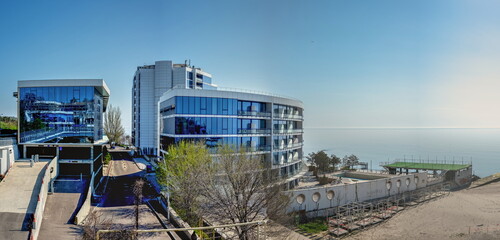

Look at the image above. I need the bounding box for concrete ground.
[38,178,88,240]
[94,205,172,240]
[0,161,46,240]
[347,180,500,240]
[95,150,171,239]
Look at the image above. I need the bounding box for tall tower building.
[132,60,214,155]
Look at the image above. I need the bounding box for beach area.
[346,178,500,240]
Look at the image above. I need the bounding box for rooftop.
[383,161,471,171]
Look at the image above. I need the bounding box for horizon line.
[305,127,500,129]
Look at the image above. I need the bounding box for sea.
[303,128,500,177]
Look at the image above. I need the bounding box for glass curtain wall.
[19,86,101,143]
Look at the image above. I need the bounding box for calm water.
[303,128,500,177]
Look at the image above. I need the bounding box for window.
[195,97,200,114]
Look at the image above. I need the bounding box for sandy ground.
[347,181,500,240]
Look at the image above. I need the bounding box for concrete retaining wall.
[287,172,428,213]
[31,156,58,240]
[74,168,97,225]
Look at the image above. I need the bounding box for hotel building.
[158,88,305,188]
[132,61,215,155]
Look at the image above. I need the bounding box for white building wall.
[138,69,156,153]
[172,67,187,88]
[0,145,16,176]
[133,61,214,155]
[287,172,428,213]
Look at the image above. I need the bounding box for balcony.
[237,128,272,134]
[238,110,271,118]
[273,129,303,134]
[273,112,303,120]
[273,142,303,150]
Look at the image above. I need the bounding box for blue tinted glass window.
[200,97,206,114]
[86,87,93,102]
[227,99,233,115]
[182,97,188,114]
[206,117,211,134]
[188,97,194,114]
[61,87,68,103]
[222,98,228,115]
[243,101,251,111]
[217,118,222,134]
[222,118,227,134]
[212,98,217,115]
[206,98,212,115]
[228,117,233,134]
[41,87,48,101]
[217,98,222,115]
[232,99,237,115]
[176,97,183,114]
[212,117,217,134]
[195,97,200,114]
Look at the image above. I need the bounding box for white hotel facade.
[133,60,305,187]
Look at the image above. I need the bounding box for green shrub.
[104,153,112,165]
[297,220,328,234]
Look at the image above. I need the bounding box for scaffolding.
[325,182,450,238]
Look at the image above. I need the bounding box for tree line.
[306,150,360,174]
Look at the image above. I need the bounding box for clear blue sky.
[1,0,500,132]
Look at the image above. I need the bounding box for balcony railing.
[273,129,303,134]
[273,112,303,120]
[20,126,94,143]
[238,110,272,118]
[237,128,272,134]
[208,145,271,154]
[273,142,303,150]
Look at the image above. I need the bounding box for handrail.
[170,84,302,102]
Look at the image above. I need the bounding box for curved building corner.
[157,88,305,189]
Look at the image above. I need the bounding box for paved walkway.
[0,161,47,240]
[38,178,87,240]
[95,205,172,240]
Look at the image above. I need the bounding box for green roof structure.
[383,162,471,171]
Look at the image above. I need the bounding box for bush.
[297,219,328,234]
[318,176,334,185]
[104,153,112,165]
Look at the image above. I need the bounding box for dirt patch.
[346,181,500,240]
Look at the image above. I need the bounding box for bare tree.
[81,210,134,240]
[133,178,145,231]
[199,147,291,240]
[104,104,125,145]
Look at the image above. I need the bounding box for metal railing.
[96,220,268,240]
[237,128,271,134]
[273,142,303,150]
[237,110,271,118]
[170,85,302,102]
[273,112,303,120]
[273,129,303,134]
[20,126,94,143]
